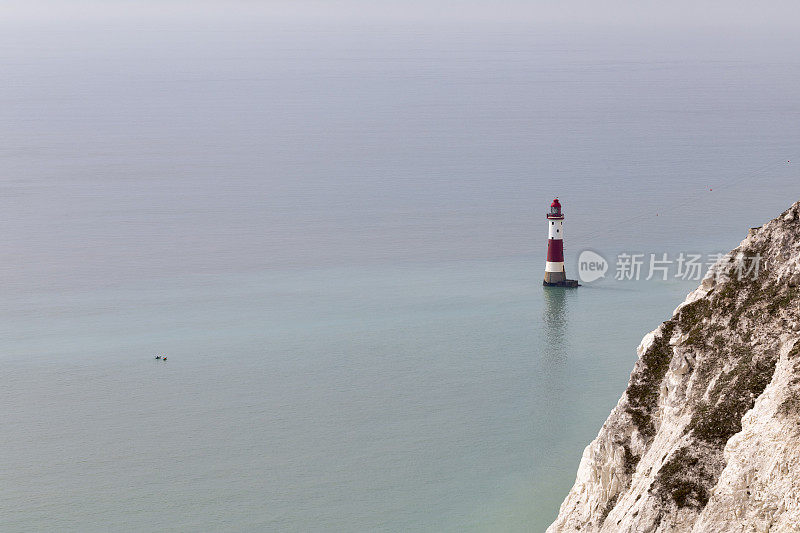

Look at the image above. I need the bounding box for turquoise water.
[2,7,799,532]
[3,261,699,532]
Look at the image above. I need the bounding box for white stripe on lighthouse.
[548,220,563,239]
[545,261,564,272]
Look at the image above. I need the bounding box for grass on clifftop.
[688,347,776,446]
[653,446,714,509]
[625,320,677,440]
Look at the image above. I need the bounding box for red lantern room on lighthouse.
[544,198,579,287]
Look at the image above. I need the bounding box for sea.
[2,6,799,532]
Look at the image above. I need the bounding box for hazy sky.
[2,0,798,287]
[3,0,799,31]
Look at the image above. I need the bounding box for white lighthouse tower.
[544,198,579,287]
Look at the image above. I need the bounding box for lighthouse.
[544,198,579,287]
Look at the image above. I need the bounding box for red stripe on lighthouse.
[546,239,564,262]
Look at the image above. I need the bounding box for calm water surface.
[1,11,799,532]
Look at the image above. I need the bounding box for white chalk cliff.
[548,201,800,532]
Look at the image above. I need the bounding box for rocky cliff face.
[548,201,800,532]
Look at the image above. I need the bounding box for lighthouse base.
[543,269,580,287]
[543,279,580,288]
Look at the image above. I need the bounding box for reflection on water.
[542,287,570,362]
[540,286,571,427]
